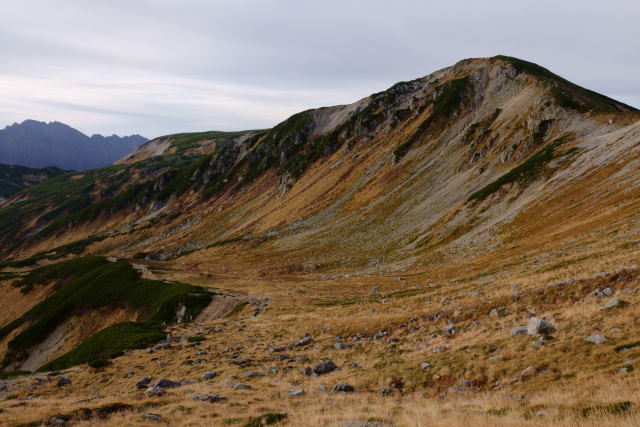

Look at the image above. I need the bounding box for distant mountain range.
[0,120,148,170]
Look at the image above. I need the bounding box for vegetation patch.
[468,139,563,201]
[614,341,640,352]
[0,256,212,369]
[582,401,633,417]
[243,412,288,427]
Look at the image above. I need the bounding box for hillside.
[1,56,640,426]
[0,163,65,199]
[0,120,147,170]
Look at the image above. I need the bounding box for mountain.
[0,163,66,199]
[0,120,148,170]
[1,56,640,426]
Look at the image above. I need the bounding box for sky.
[1,0,638,139]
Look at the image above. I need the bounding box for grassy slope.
[0,164,66,198]
[0,256,212,370]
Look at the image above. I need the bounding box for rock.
[490,308,504,318]
[233,383,251,390]
[288,389,305,396]
[192,393,227,403]
[319,384,328,392]
[443,324,456,335]
[420,362,433,370]
[460,379,472,388]
[603,298,626,309]
[143,414,162,421]
[201,371,217,380]
[296,335,313,346]
[296,355,310,363]
[136,376,153,389]
[50,418,66,425]
[586,334,607,344]
[488,355,503,361]
[181,379,195,385]
[242,371,265,378]
[146,386,165,396]
[155,379,182,389]
[57,377,71,387]
[230,358,252,366]
[432,346,447,354]
[313,360,338,375]
[527,318,555,336]
[332,383,355,393]
[510,326,528,337]
[369,287,380,295]
[373,331,388,340]
[335,342,352,350]
[155,343,171,350]
[276,354,291,361]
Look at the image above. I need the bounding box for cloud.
[1,0,638,137]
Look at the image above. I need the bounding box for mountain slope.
[1,56,640,426]
[0,163,66,199]
[0,120,147,170]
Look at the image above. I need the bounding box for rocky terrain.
[0,164,66,199]
[1,56,640,426]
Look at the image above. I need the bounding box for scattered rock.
[520,366,537,378]
[313,360,338,375]
[432,346,447,354]
[443,324,456,335]
[335,342,352,350]
[232,383,251,390]
[369,287,380,295]
[296,355,310,363]
[332,383,355,393]
[136,377,153,389]
[603,298,627,309]
[420,362,433,370]
[490,308,505,318]
[57,377,71,387]
[586,334,607,344]
[201,371,217,380]
[488,355,503,361]
[230,358,252,366]
[527,318,555,336]
[50,417,66,425]
[288,389,305,396]
[242,371,265,378]
[146,386,165,396]
[296,335,313,347]
[192,393,227,403]
[143,414,162,421]
[155,343,171,350]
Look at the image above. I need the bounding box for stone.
[369,287,380,295]
[373,331,388,340]
[443,324,456,335]
[432,346,447,354]
[288,389,305,396]
[603,298,626,309]
[510,326,528,337]
[276,354,291,361]
[313,360,338,375]
[146,386,165,396]
[420,362,433,370]
[488,355,503,361]
[136,377,153,389]
[586,334,607,344]
[335,342,352,350]
[201,371,217,380]
[233,383,251,390]
[490,308,504,318]
[460,379,472,388]
[57,377,71,387]
[154,343,171,350]
[296,335,313,346]
[296,355,310,363]
[192,393,226,402]
[143,414,162,421]
[527,318,555,336]
[332,383,355,393]
[155,379,182,389]
[50,418,66,425]
[242,371,265,378]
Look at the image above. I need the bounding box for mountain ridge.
[0,119,148,170]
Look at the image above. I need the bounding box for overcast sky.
[1,0,638,138]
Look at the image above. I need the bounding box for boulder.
[603,298,626,309]
[586,334,607,344]
[313,360,338,375]
[192,393,226,403]
[332,383,355,393]
[288,389,305,396]
[155,379,182,389]
[201,371,217,380]
[527,318,555,336]
[57,377,71,387]
[443,324,456,335]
